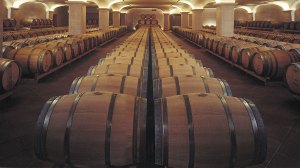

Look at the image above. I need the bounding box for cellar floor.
[0,30,299,168]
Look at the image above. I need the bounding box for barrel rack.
[172,31,284,86]
[23,48,96,82]
[0,91,14,101]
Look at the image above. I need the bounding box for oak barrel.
[69,74,146,97]
[2,45,15,58]
[4,47,53,74]
[240,47,272,69]
[285,62,300,99]
[154,57,202,67]
[87,64,147,78]
[98,57,145,66]
[154,93,267,168]
[0,58,21,92]
[153,65,214,79]
[35,92,147,167]
[34,43,64,66]
[252,50,300,79]
[153,76,232,98]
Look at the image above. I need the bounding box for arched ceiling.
[4,0,300,13]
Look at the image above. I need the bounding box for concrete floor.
[0,31,299,168]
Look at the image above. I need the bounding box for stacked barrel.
[3,27,68,42]
[34,27,150,167]
[0,58,22,99]
[285,62,300,101]
[138,14,159,26]
[172,26,300,81]
[152,26,267,167]
[1,27,128,78]
[21,18,53,28]
[3,19,17,31]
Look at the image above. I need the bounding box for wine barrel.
[230,44,260,64]
[252,50,300,79]
[3,19,11,27]
[98,57,145,66]
[2,45,15,58]
[87,64,147,78]
[146,14,151,19]
[153,76,232,98]
[57,39,80,58]
[155,52,193,59]
[69,74,146,97]
[7,41,29,49]
[289,22,296,30]
[275,43,300,51]
[154,93,267,168]
[285,62,300,100]
[34,43,64,66]
[295,22,300,31]
[240,47,272,69]
[0,58,21,92]
[153,65,214,79]
[154,57,202,67]
[4,47,53,74]
[35,92,147,167]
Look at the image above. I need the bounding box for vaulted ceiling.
[4,0,300,13]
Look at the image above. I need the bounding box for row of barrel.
[201,25,300,44]
[34,24,267,167]
[21,18,54,28]
[2,26,127,50]
[200,26,300,47]
[234,21,273,29]
[172,26,300,80]
[35,26,150,167]
[234,28,300,44]
[138,19,159,25]
[1,27,127,77]
[151,26,266,168]
[3,19,17,31]
[235,20,300,31]
[3,27,68,42]
[172,26,300,100]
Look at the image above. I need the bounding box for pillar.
[291,10,296,21]
[251,12,256,21]
[216,3,235,37]
[188,13,192,27]
[112,11,120,27]
[164,13,170,30]
[46,11,54,20]
[7,7,19,19]
[120,13,126,26]
[192,9,204,31]
[0,0,3,57]
[284,10,296,21]
[99,8,110,30]
[8,7,20,28]
[181,12,189,28]
[67,1,87,35]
